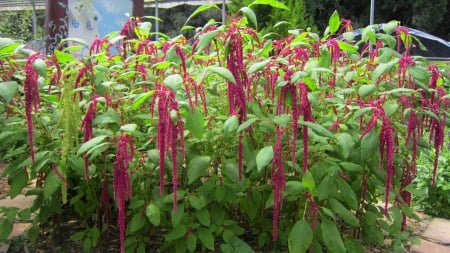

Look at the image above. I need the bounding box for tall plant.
[0,3,449,253]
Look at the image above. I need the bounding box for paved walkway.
[1,163,450,252]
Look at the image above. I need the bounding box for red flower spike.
[113,134,134,253]
[24,53,43,163]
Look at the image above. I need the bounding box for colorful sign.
[67,0,132,55]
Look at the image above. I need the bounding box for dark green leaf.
[302,171,315,192]
[288,219,313,253]
[0,81,19,102]
[196,209,211,226]
[188,156,211,184]
[128,213,146,233]
[321,218,346,253]
[0,219,13,241]
[329,198,359,227]
[361,129,378,160]
[8,168,28,199]
[256,146,273,172]
[344,237,365,253]
[171,204,185,227]
[298,121,335,139]
[187,234,197,252]
[339,162,362,172]
[336,133,354,159]
[285,181,304,196]
[197,227,215,251]
[165,225,187,241]
[186,107,205,139]
[43,170,61,199]
[77,135,107,155]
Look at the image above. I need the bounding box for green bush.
[0,4,449,253]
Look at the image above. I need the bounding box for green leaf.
[328,10,340,35]
[361,129,378,160]
[409,65,430,85]
[372,59,398,82]
[33,58,47,78]
[329,198,359,227]
[344,237,365,252]
[197,30,219,53]
[237,118,258,133]
[54,49,76,64]
[145,203,161,226]
[302,171,315,192]
[164,74,183,92]
[207,66,236,84]
[336,133,354,159]
[285,181,304,196]
[273,114,291,127]
[120,124,137,132]
[8,167,29,199]
[358,84,375,98]
[337,41,357,53]
[0,81,19,103]
[196,209,211,226]
[321,218,346,253]
[188,156,211,184]
[186,107,205,139]
[249,0,289,10]
[298,121,335,139]
[384,101,399,117]
[43,170,61,199]
[224,116,239,134]
[132,91,154,110]
[171,204,185,227]
[248,58,271,76]
[93,109,121,125]
[184,4,220,26]
[128,213,146,233]
[197,227,215,251]
[0,219,13,241]
[187,234,197,252]
[77,135,107,155]
[240,7,257,28]
[165,225,187,241]
[256,146,273,172]
[288,219,313,253]
[339,162,362,172]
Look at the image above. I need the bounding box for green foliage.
[0,7,449,253]
[414,135,450,218]
[0,10,44,42]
